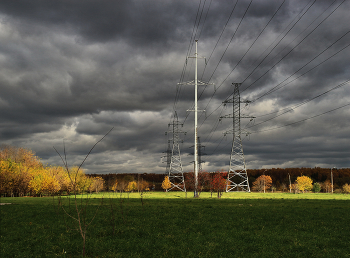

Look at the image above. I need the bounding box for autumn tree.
[161,176,172,191]
[323,180,332,193]
[28,167,60,196]
[252,175,273,192]
[343,183,350,194]
[0,145,42,168]
[111,180,118,192]
[212,172,226,198]
[116,178,127,193]
[296,176,313,193]
[0,146,42,196]
[0,159,28,196]
[88,177,104,193]
[138,180,150,191]
[184,172,211,194]
[125,181,137,192]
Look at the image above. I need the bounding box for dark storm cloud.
[0,0,349,173]
[0,0,195,47]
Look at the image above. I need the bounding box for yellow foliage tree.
[49,166,71,194]
[125,181,137,192]
[138,180,150,191]
[111,180,118,192]
[343,184,350,194]
[67,167,92,193]
[0,159,32,196]
[296,176,313,193]
[161,176,172,191]
[28,167,60,196]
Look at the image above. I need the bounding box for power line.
[193,0,316,131]
[197,0,213,40]
[253,37,350,102]
[209,0,287,95]
[241,0,346,94]
[200,0,238,80]
[256,0,338,76]
[199,0,253,99]
[173,0,205,112]
[251,80,350,119]
[251,102,350,134]
[196,0,286,126]
[246,80,350,129]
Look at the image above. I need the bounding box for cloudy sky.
[0,0,349,174]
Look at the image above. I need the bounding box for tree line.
[248,167,350,193]
[2,145,350,196]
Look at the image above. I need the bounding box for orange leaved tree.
[252,175,273,193]
[212,172,226,198]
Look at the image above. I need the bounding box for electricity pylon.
[189,136,206,172]
[197,137,206,172]
[220,83,255,192]
[163,140,172,175]
[165,111,186,191]
[178,40,213,197]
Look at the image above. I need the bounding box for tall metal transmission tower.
[178,40,213,197]
[165,111,186,192]
[189,136,206,172]
[197,137,206,173]
[163,140,172,175]
[220,83,254,192]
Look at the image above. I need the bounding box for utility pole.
[288,173,292,193]
[220,83,255,192]
[263,170,266,193]
[197,137,206,173]
[178,40,212,197]
[165,111,186,192]
[331,167,336,194]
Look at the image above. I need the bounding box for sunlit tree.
[28,167,60,196]
[161,176,171,191]
[88,177,104,193]
[252,175,272,192]
[343,184,350,194]
[111,180,118,192]
[138,180,150,192]
[296,176,313,193]
[125,181,137,192]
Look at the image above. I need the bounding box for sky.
[0,0,349,174]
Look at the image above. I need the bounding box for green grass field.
[1,192,350,257]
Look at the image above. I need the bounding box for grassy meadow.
[1,192,350,257]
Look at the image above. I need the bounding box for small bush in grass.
[343,183,350,194]
[313,182,321,193]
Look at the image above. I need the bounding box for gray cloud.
[0,0,349,174]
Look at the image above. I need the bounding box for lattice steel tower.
[190,136,206,172]
[165,111,186,191]
[163,140,172,175]
[220,83,254,192]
